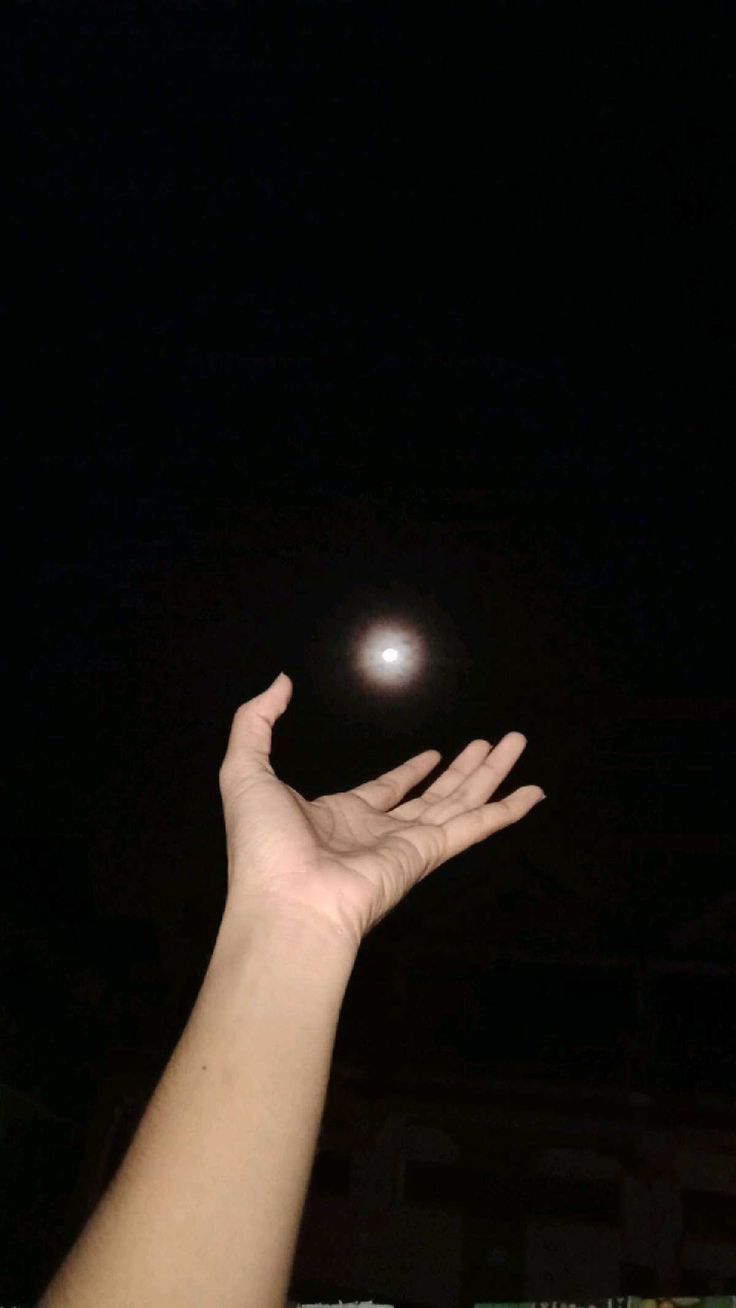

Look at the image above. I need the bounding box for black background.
[2,3,733,1301]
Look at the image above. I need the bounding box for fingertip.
[269,670,291,692]
[494,732,527,750]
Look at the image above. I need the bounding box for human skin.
[39,672,544,1308]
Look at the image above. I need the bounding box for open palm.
[219,673,545,954]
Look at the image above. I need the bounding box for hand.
[218,672,546,955]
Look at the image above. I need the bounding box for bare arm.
[39,671,543,1307]
[39,907,355,1308]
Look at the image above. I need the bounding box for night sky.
[2,4,733,1298]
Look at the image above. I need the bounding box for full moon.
[352,620,425,689]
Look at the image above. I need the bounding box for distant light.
[352,621,425,690]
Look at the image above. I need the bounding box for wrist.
[213,894,358,989]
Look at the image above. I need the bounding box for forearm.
[39,904,356,1308]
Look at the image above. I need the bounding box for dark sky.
[2,6,733,1286]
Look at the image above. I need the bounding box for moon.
[351,619,426,689]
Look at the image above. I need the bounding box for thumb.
[222,672,293,777]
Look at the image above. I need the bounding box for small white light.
[352,621,424,691]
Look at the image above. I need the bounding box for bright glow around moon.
[352,621,425,689]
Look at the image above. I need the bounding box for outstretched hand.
[218,672,545,955]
